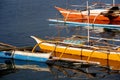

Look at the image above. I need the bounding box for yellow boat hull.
[31,36,120,70]
[39,43,120,62]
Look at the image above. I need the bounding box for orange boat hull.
[55,6,120,25]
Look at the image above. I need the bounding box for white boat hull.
[0,50,51,62]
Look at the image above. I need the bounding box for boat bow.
[31,36,43,44]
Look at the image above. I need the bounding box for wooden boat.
[0,50,52,62]
[31,35,120,70]
[54,3,120,26]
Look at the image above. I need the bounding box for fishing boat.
[0,43,52,62]
[31,35,120,70]
[31,35,120,62]
[53,1,120,28]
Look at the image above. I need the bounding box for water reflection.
[0,58,120,80]
[0,58,50,79]
[47,60,120,80]
[0,59,16,77]
[49,23,120,38]
[0,58,49,72]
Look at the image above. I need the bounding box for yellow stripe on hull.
[39,43,120,61]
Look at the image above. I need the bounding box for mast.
[113,0,115,6]
[87,1,90,43]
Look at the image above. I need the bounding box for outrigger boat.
[31,35,120,62]
[0,42,52,62]
[54,1,120,27]
[31,35,120,70]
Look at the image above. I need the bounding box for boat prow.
[31,36,43,44]
[54,6,67,12]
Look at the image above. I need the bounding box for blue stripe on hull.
[0,51,49,62]
[13,54,48,62]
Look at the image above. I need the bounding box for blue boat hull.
[0,50,51,62]
[13,54,48,62]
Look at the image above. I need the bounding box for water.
[0,58,120,80]
[0,0,120,80]
[0,0,119,46]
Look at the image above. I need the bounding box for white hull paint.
[0,50,51,62]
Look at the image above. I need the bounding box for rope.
[86,48,97,62]
[59,45,70,59]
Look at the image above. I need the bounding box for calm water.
[0,58,120,80]
[0,0,120,80]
